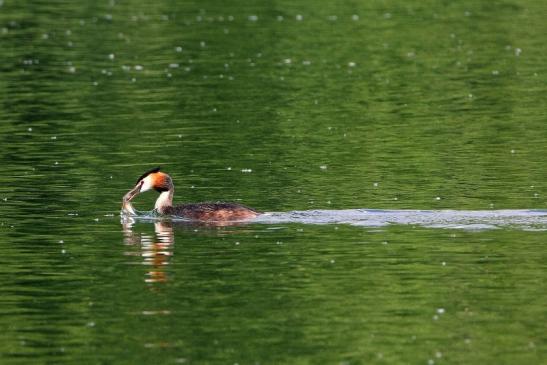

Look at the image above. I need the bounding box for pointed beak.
[123,184,141,202]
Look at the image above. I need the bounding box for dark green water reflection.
[1,0,546,364]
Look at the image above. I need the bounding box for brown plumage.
[163,202,260,221]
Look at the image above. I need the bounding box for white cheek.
[140,176,153,192]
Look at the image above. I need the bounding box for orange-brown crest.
[150,172,165,186]
[151,172,171,192]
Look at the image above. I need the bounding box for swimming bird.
[122,167,260,221]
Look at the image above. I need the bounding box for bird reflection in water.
[121,216,256,285]
[122,217,174,285]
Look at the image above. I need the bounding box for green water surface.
[1,1,546,364]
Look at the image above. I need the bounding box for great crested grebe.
[122,167,260,221]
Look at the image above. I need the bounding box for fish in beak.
[123,182,142,203]
[121,182,142,215]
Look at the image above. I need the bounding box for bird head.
[123,167,172,202]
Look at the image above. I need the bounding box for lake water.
[1,1,546,364]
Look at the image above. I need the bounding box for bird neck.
[154,188,174,214]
